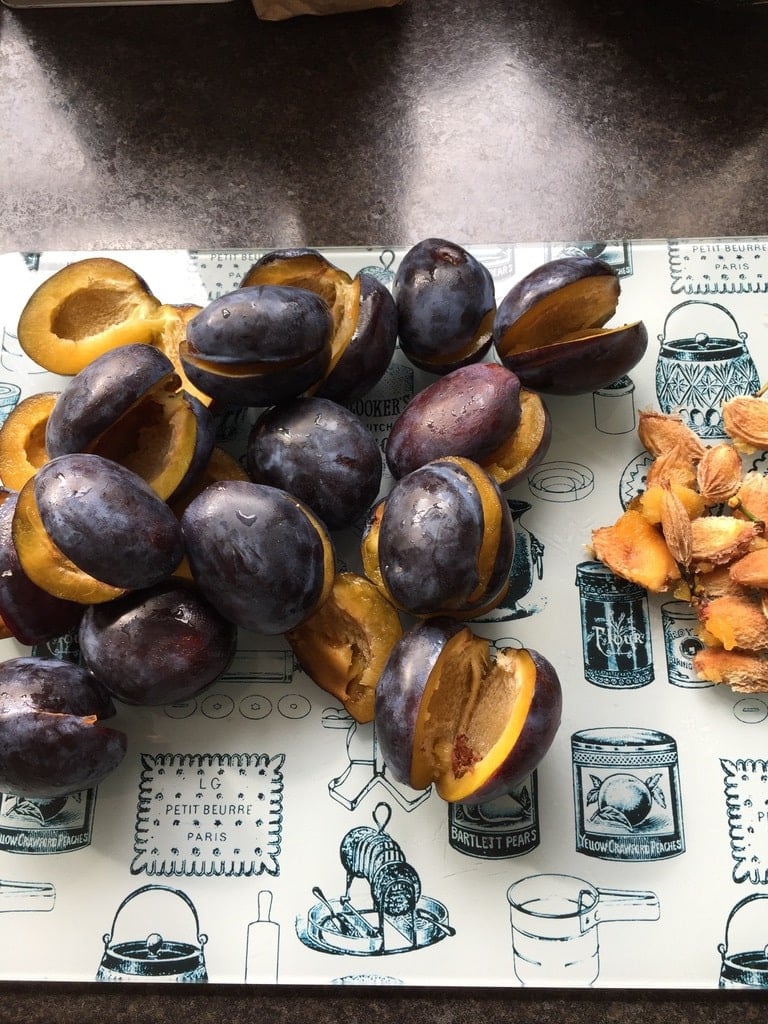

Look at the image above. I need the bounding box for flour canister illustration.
[448,772,539,859]
[571,728,684,861]
[655,300,760,440]
[575,561,654,688]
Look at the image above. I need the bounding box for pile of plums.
[0,240,648,801]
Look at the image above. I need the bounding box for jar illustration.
[655,300,760,440]
[571,727,685,861]
[575,561,654,688]
[661,599,711,689]
[592,375,636,435]
[477,500,544,621]
[448,771,539,859]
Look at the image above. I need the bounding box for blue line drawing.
[550,241,633,278]
[244,889,280,984]
[572,728,685,861]
[592,375,637,435]
[296,802,455,956]
[655,300,760,440]
[0,789,96,854]
[132,752,284,877]
[448,771,540,859]
[619,450,653,511]
[660,600,710,689]
[0,878,55,913]
[669,239,768,296]
[528,462,594,502]
[732,699,768,725]
[718,893,768,987]
[575,561,654,689]
[322,709,430,812]
[358,250,396,288]
[721,758,768,884]
[507,872,658,986]
[96,884,208,983]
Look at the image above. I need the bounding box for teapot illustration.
[655,300,760,440]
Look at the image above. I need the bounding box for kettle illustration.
[655,300,760,440]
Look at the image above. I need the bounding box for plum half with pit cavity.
[375,619,562,803]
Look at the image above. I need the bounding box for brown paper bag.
[252,0,403,18]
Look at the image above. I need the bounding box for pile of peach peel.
[590,394,768,693]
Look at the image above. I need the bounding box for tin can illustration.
[571,727,685,861]
[0,789,96,854]
[592,375,636,435]
[448,772,539,859]
[575,561,654,688]
[655,300,760,440]
[661,600,711,688]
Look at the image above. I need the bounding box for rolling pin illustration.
[0,878,55,912]
[245,889,280,984]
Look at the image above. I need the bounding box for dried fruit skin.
[728,547,768,588]
[637,410,706,461]
[689,516,762,568]
[694,647,768,693]
[722,396,768,453]
[590,509,681,592]
[697,594,768,652]
[659,486,692,567]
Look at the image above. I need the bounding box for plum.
[315,272,398,401]
[393,239,495,374]
[16,257,163,376]
[362,456,515,618]
[0,656,126,798]
[493,255,648,394]
[12,453,184,602]
[246,397,383,530]
[79,580,237,706]
[385,363,522,479]
[180,285,333,406]
[481,388,553,491]
[45,342,207,501]
[0,392,58,492]
[375,619,562,803]
[0,492,83,645]
[181,479,335,634]
[286,571,402,724]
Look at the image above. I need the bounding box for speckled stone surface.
[2,0,768,1019]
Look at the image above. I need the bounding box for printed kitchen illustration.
[0,239,766,990]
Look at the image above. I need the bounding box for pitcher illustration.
[655,300,760,440]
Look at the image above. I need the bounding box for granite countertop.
[1,0,768,1020]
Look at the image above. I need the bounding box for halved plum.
[493,255,647,394]
[286,571,402,723]
[17,257,163,375]
[375,619,562,803]
[0,392,57,491]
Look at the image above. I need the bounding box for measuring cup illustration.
[507,873,659,986]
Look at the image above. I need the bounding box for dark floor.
[2,0,768,1019]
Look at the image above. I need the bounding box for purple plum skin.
[180,480,334,635]
[45,343,176,458]
[316,273,398,402]
[0,494,83,645]
[0,656,126,798]
[185,285,332,365]
[393,239,495,367]
[375,618,465,787]
[246,397,383,530]
[168,392,217,503]
[385,363,522,479]
[33,454,184,590]
[78,580,237,706]
[377,459,514,616]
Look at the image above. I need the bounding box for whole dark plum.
[246,397,382,530]
[181,480,335,634]
[0,493,83,645]
[79,580,238,706]
[315,273,398,402]
[365,456,515,618]
[393,239,496,374]
[385,363,522,479]
[30,453,184,591]
[0,656,126,798]
[180,285,333,406]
